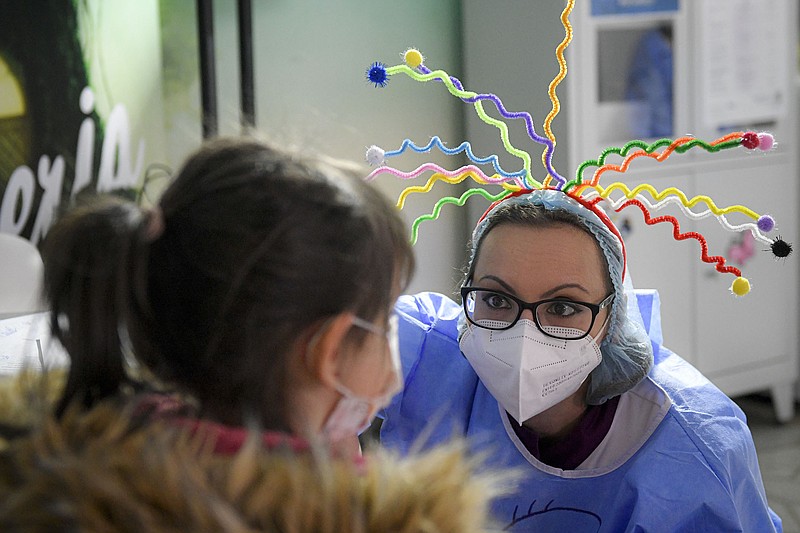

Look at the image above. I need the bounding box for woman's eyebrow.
[541,283,591,298]
[476,275,517,295]
[477,277,592,299]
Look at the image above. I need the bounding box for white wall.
[79,0,168,170]
[460,0,571,223]
[204,0,470,295]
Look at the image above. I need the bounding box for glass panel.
[597,25,674,142]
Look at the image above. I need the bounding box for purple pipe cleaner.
[418,65,565,188]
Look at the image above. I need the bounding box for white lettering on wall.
[72,86,96,198]
[0,166,35,235]
[30,155,65,244]
[0,87,146,244]
[97,104,144,192]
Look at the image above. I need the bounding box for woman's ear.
[304,313,355,389]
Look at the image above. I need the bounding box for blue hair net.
[468,189,653,405]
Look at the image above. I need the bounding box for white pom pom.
[365,145,385,166]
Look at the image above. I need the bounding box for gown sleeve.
[378,292,480,453]
[650,348,783,532]
[640,289,781,532]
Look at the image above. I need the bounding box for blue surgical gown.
[382,291,781,532]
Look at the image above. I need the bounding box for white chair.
[0,233,45,319]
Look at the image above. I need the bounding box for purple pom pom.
[366,62,389,88]
[757,215,775,232]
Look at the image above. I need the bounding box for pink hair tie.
[145,207,165,242]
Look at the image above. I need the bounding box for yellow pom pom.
[731,276,750,297]
[404,48,424,68]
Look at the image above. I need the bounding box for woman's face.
[471,223,612,342]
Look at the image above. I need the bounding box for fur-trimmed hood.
[0,372,508,532]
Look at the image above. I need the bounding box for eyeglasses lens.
[466,289,594,339]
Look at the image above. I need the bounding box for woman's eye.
[482,293,512,310]
[546,301,580,317]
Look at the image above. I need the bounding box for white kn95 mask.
[459,319,603,424]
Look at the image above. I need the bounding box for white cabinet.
[462,0,798,421]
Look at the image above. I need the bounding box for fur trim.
[0,370,65,429]
[0,372,511,532]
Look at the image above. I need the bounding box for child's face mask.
[323,315,401,442]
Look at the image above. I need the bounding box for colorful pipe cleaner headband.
[362,0,791,297]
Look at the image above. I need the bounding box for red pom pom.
[741,131,759,149]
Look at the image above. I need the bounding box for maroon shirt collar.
[133,392,364,466]
[509,395,620,470]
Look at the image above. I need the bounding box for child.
[0,137,505,531]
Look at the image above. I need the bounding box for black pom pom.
[770,237,792,258]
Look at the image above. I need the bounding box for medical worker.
[381,188,781,532]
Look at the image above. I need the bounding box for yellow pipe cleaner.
[542,0,574,187]
[387,64,539,188]
[397,172,521,210]
[592,183,760,220]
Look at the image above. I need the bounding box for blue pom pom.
[366,62,389,88]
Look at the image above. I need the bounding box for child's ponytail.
[42,196,150,417]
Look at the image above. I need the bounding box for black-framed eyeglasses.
[460,286,614,340]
